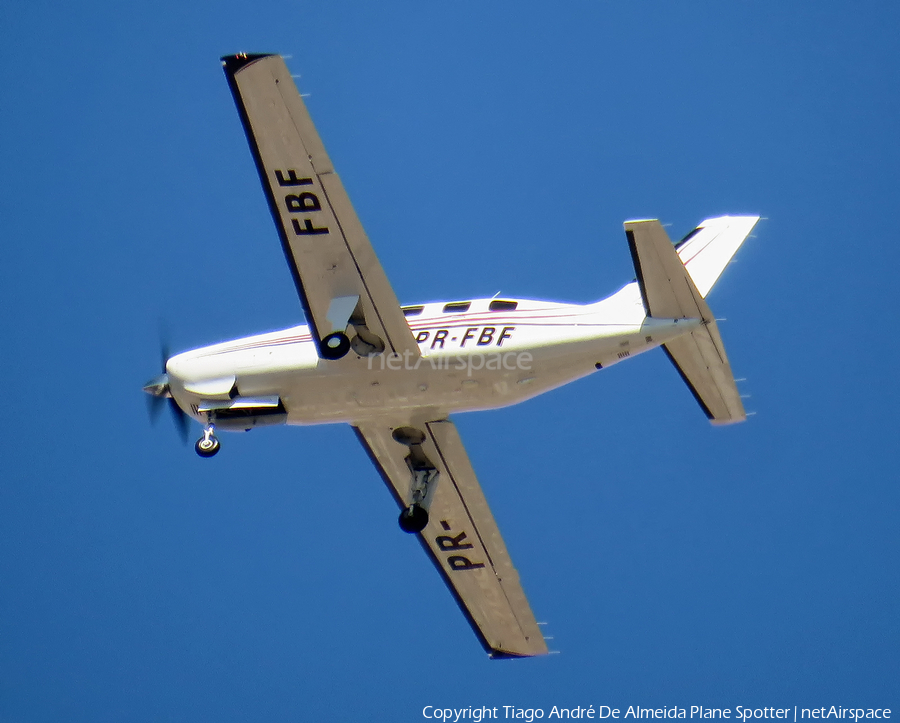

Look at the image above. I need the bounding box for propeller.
[143,339,190,444]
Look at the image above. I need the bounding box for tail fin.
[675,215,759,297]
[625,217,756,426]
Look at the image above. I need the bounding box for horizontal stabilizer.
[625,219,746,425]
[662,322,745,425]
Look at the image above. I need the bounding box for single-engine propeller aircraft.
[143,53,759,658]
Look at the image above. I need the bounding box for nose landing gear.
[195,424,220,458]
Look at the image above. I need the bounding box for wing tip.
[488,650,529,660]
[488,644,550,659]
[710,415,747,426]
[220,53,277,75]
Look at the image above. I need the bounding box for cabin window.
[402,306,424,317]
[489,300,518,312]
[442,302,471,313]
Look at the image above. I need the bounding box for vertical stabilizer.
[675,215,759,298]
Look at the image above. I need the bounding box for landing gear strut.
[393,428,440,534]
[195,424,220,458]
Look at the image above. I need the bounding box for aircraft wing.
[222,53,419,359]
[354,419,549,658]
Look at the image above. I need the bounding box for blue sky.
[1,1,898,720]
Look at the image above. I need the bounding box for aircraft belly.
[274,331,653,424]
[173,318,694,427]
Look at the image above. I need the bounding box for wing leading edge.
[354,420,548,658]
[221,53,419,359]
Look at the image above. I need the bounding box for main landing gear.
[195,424,220,458]
[398,465,437,533]
[320,331,351,360]
[399,504,429,533]
[392,426,439,534]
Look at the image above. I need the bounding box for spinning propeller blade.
[143,337,191,445]
[168,396,190,444]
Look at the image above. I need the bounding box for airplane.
[143,53,760,659]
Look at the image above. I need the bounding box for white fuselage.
[167,281,700,429]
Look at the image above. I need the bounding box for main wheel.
[392,427,426,446]
[195,436,220,458]
[398,504,429,533]
[320,332,351,360]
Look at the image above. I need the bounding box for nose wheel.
[195,425,220,458]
